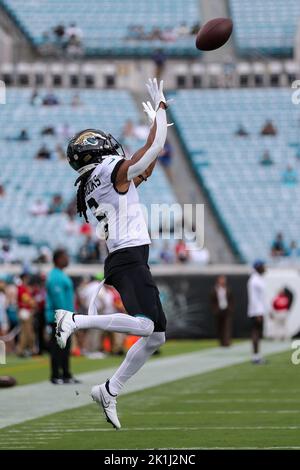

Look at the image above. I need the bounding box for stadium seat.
[0,0,201,57]
[0,88,177,259]
[229,0,300,57]
[170,88,300,262]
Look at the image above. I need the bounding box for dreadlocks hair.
[74,169,95,223]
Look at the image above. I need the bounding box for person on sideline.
[247,260,267,364]
[46,249,79,384]
[210,275,234,347]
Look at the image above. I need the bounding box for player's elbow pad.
[127,108,167,180]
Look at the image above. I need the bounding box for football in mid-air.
[196,18,233,51]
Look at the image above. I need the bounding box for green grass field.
[1,348,299,450]
[1,339,218,385]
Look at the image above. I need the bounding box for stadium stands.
[0,89,177,262]
[170,88,300,262]
[229,0,300,57]
[0,0,201,57]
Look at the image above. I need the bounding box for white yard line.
[0,340,291,430]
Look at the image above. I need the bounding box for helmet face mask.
[67,128,125,174]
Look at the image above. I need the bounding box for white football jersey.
[85,156,151,253]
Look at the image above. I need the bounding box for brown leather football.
[196,18,233,51]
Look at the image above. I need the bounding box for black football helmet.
[67,128,125,175]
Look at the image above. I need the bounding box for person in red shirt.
[270,288,293,340]
[175,239,189,263]
[17,273,36,356]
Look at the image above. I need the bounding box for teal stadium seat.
[0,89,177,260]
[0,0,201,57]
[229,0,300,56]
[169,89,300,262]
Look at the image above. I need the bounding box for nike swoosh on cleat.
[100,390,110,408]
[56,315,65,334]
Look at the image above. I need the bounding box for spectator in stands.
[160,242,174,264]
[18,129,30,141]
[260,150,274,166]
[148,26,162,41]
[46,249,78,384]
[159,139,173,181]
[35,245,52,264]
[282,164,298,186]
[31,274,46,355]
[271,232,287,258]
[65,197,77,218]
[5,129,30,141]
[30,199,48,216]
[235,124,249,137]
[78,234,100,263]
[176,22,190,37]
[0,240,14,263]
[175,239,189,263]
[30,89,42,106]
[66,23,83,56]
[5,282,19,352]
[210,275,234,347]
[71,93,82,107]
[0,184,5,198]
[0,280,8,336]
[41,125,56,136]
[66,23,83,44]
[161,27,178,42]
[43,91,60,106]
[53,23,65,42]
[17,272,36,357]
[35,144,51,160]
[191,22,201,35]
[261,119,277,136]
[152,49,167,81]
[48,194,65,214]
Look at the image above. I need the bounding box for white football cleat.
[55,309,77,349]
[91,381,121,430]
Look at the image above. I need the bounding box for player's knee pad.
[138,317,154,336]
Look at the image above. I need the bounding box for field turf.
[1,349,299,450]
[1,339,218,386]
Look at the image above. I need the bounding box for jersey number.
[87,198,109,240]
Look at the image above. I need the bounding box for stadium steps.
[200,0,236,62]
[0,2,36,61]
[167,125,237,264]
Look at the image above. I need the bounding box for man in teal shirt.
[46,249,78,384]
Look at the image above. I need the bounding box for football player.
[55,78,169,429]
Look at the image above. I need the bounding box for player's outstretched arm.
[114,79,168,193]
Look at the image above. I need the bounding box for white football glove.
[146,78,167,111]
[142,100,173,127]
